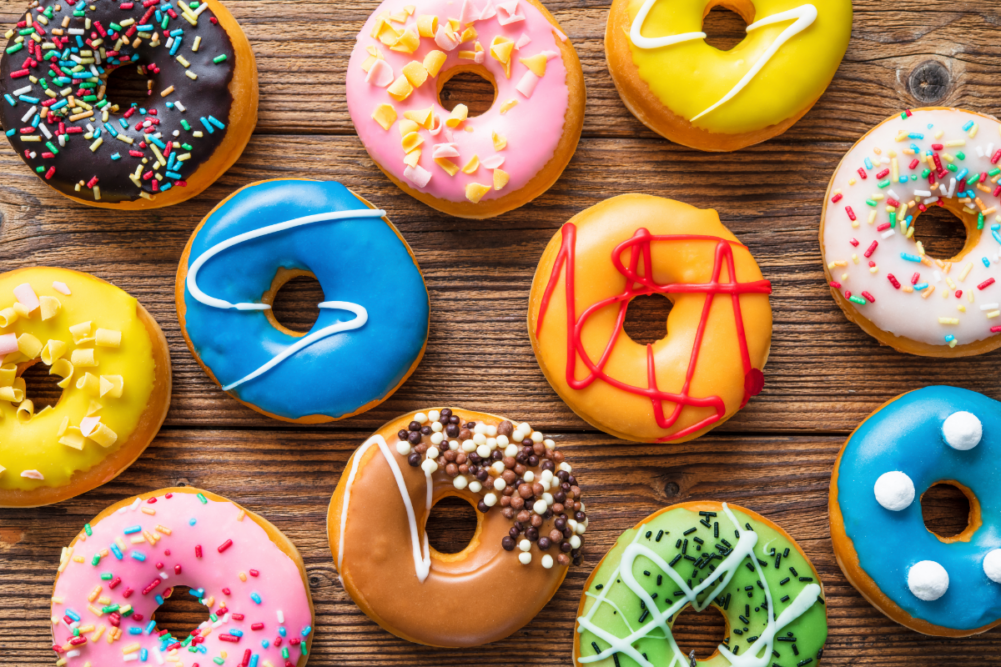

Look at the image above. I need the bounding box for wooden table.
[2,0,1001,663]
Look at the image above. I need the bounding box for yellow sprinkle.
[390,26,420,54]
[70,348,97,368]
[959,262,974,281]
[465,182,492,203]
[939,317,959,325]
[403,149,421,168]
[435,158,459,176]
[91,625,105,642]
[492,131,507,151]
[493,168,509,191]
[417,15,438,38]
[403,106,433,129]
[141,506,156,515]
[423,50,446,77]
[39,296,61,321]
[398,119,419,136]
[401,131,424,153]
[184,70,197,80]
[88,603,103,617]
[446,104,468,128]
[122,642,141,655]
[371,103,397,130]
[99,375,124,398]
[192,35,201,51]
[499,99,518,114]
[387,75,414,101]
[461,155,479,174]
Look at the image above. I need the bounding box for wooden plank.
[3,134,999,433]
[0,429,996,665]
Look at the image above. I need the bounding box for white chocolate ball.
[942,411,982,450]
[874,471,915,511]
[908,560,949,601]
[984,549,1001,584]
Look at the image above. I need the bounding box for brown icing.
[328,408,586,647]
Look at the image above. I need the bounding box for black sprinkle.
[797,660,813,667]
[783,548,790,558]
[643,570,651,577]
[777,637,796,643]
[779,577,790,586]
[780,595,790,603]
[714,522,719,538]
[595,584,603,591]
[818,598,825,605]
[733,629,744,636]
[669,554,682,567]
[744,586,754,592]
[591,641,601,654]
[757,580,764,590]
[645,531,652,539]
[682,539,688,554]
[693,537,704,545]
[655,530,664,542]
[721,539,732,548]
[657,575,662,586]
[745,563,755,572]
[789,566,799,577]
[793,644,799,656]
[747,636,759,642]
[745,522,754,531]
[799,577,814,582]
[613,653,621,667]
[638,609,649,623]
[684,527,697,536]
[673,591,685,597]
[739,615,750,624]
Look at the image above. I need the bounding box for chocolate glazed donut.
[329,408,589,647]
[0,0,256,209]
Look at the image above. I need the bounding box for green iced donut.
[574,502,827,667]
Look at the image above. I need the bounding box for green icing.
[576,505,827,667]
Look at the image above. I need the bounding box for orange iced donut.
[528,194,772,443]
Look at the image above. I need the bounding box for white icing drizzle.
[338,434,432,583]
[185,208,386,391]
[628,1,818,123]
[576,504,822,667]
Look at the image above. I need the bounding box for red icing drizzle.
[536,223,772,441]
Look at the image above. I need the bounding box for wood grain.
[3,0,1001,663]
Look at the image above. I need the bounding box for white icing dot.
[984,549,1001,584]
[908,560,949,601]
[518,552,532,565]
[943,412,982,450]
[395,441,411,456]
[541,554,554,569]
[874,471,915,511]
[420,459,438,474]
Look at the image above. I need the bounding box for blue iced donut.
[176,179,429,422]
[830,386,1001,637]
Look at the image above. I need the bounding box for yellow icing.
[625,0,851,133]
[0,269,155,491]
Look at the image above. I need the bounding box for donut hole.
[910,205,971,261]
[103,64,152,110]
[921,481,981,543]
[671,604,729,660]
[18,360,65,412]
[264,269,323,337]
[151,586,209,642]
[425,495,478,554]
[701,3,750,51]
[623,294,674,346]
[437,66,497,118]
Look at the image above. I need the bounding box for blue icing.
[182,180,429,420]
[836,386,1001,630]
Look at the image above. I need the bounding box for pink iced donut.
[347,0,585,219]
[50,488,314,667]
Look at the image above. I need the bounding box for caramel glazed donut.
[528,194,772,444]
[328,408,588,647]
[0,0,257,209]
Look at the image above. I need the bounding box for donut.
[820,108,1001,357]
[0,0,257,209]
[830,386,1001,637]
[527,194,772,444]
[176,179,429,423]
[0,267,171,508]
[328,408,588,647]
[346,0,585,219]
[604,0,851,151]
[575,501,828,667]
[50,487,315,666]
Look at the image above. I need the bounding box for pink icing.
[51,491,312,667]
[346,0,571,203]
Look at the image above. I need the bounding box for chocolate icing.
[0,0,236,203]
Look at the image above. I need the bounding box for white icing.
[629,1,817,123]
[983,549,1001,584]
[186,208,385,391]
[942,411,982,450]
[908,560,949,601]
[338,434,431,583]
[873,471,915,511]
[576,504,822,667]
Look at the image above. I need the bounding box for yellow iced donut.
[605,0,852,151]
[0,268,171,507]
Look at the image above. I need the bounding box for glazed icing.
[0,268,155,491]
[330,409,586,647]
[530,196,772,443]
[576,503,827,667]
[621,0,850,133]
[51,489,312,666]
[0,0,237,202]
[181,180,428,420]
[346,0,570,203]
[821,109,1001,348]
[834,386,1001,631]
